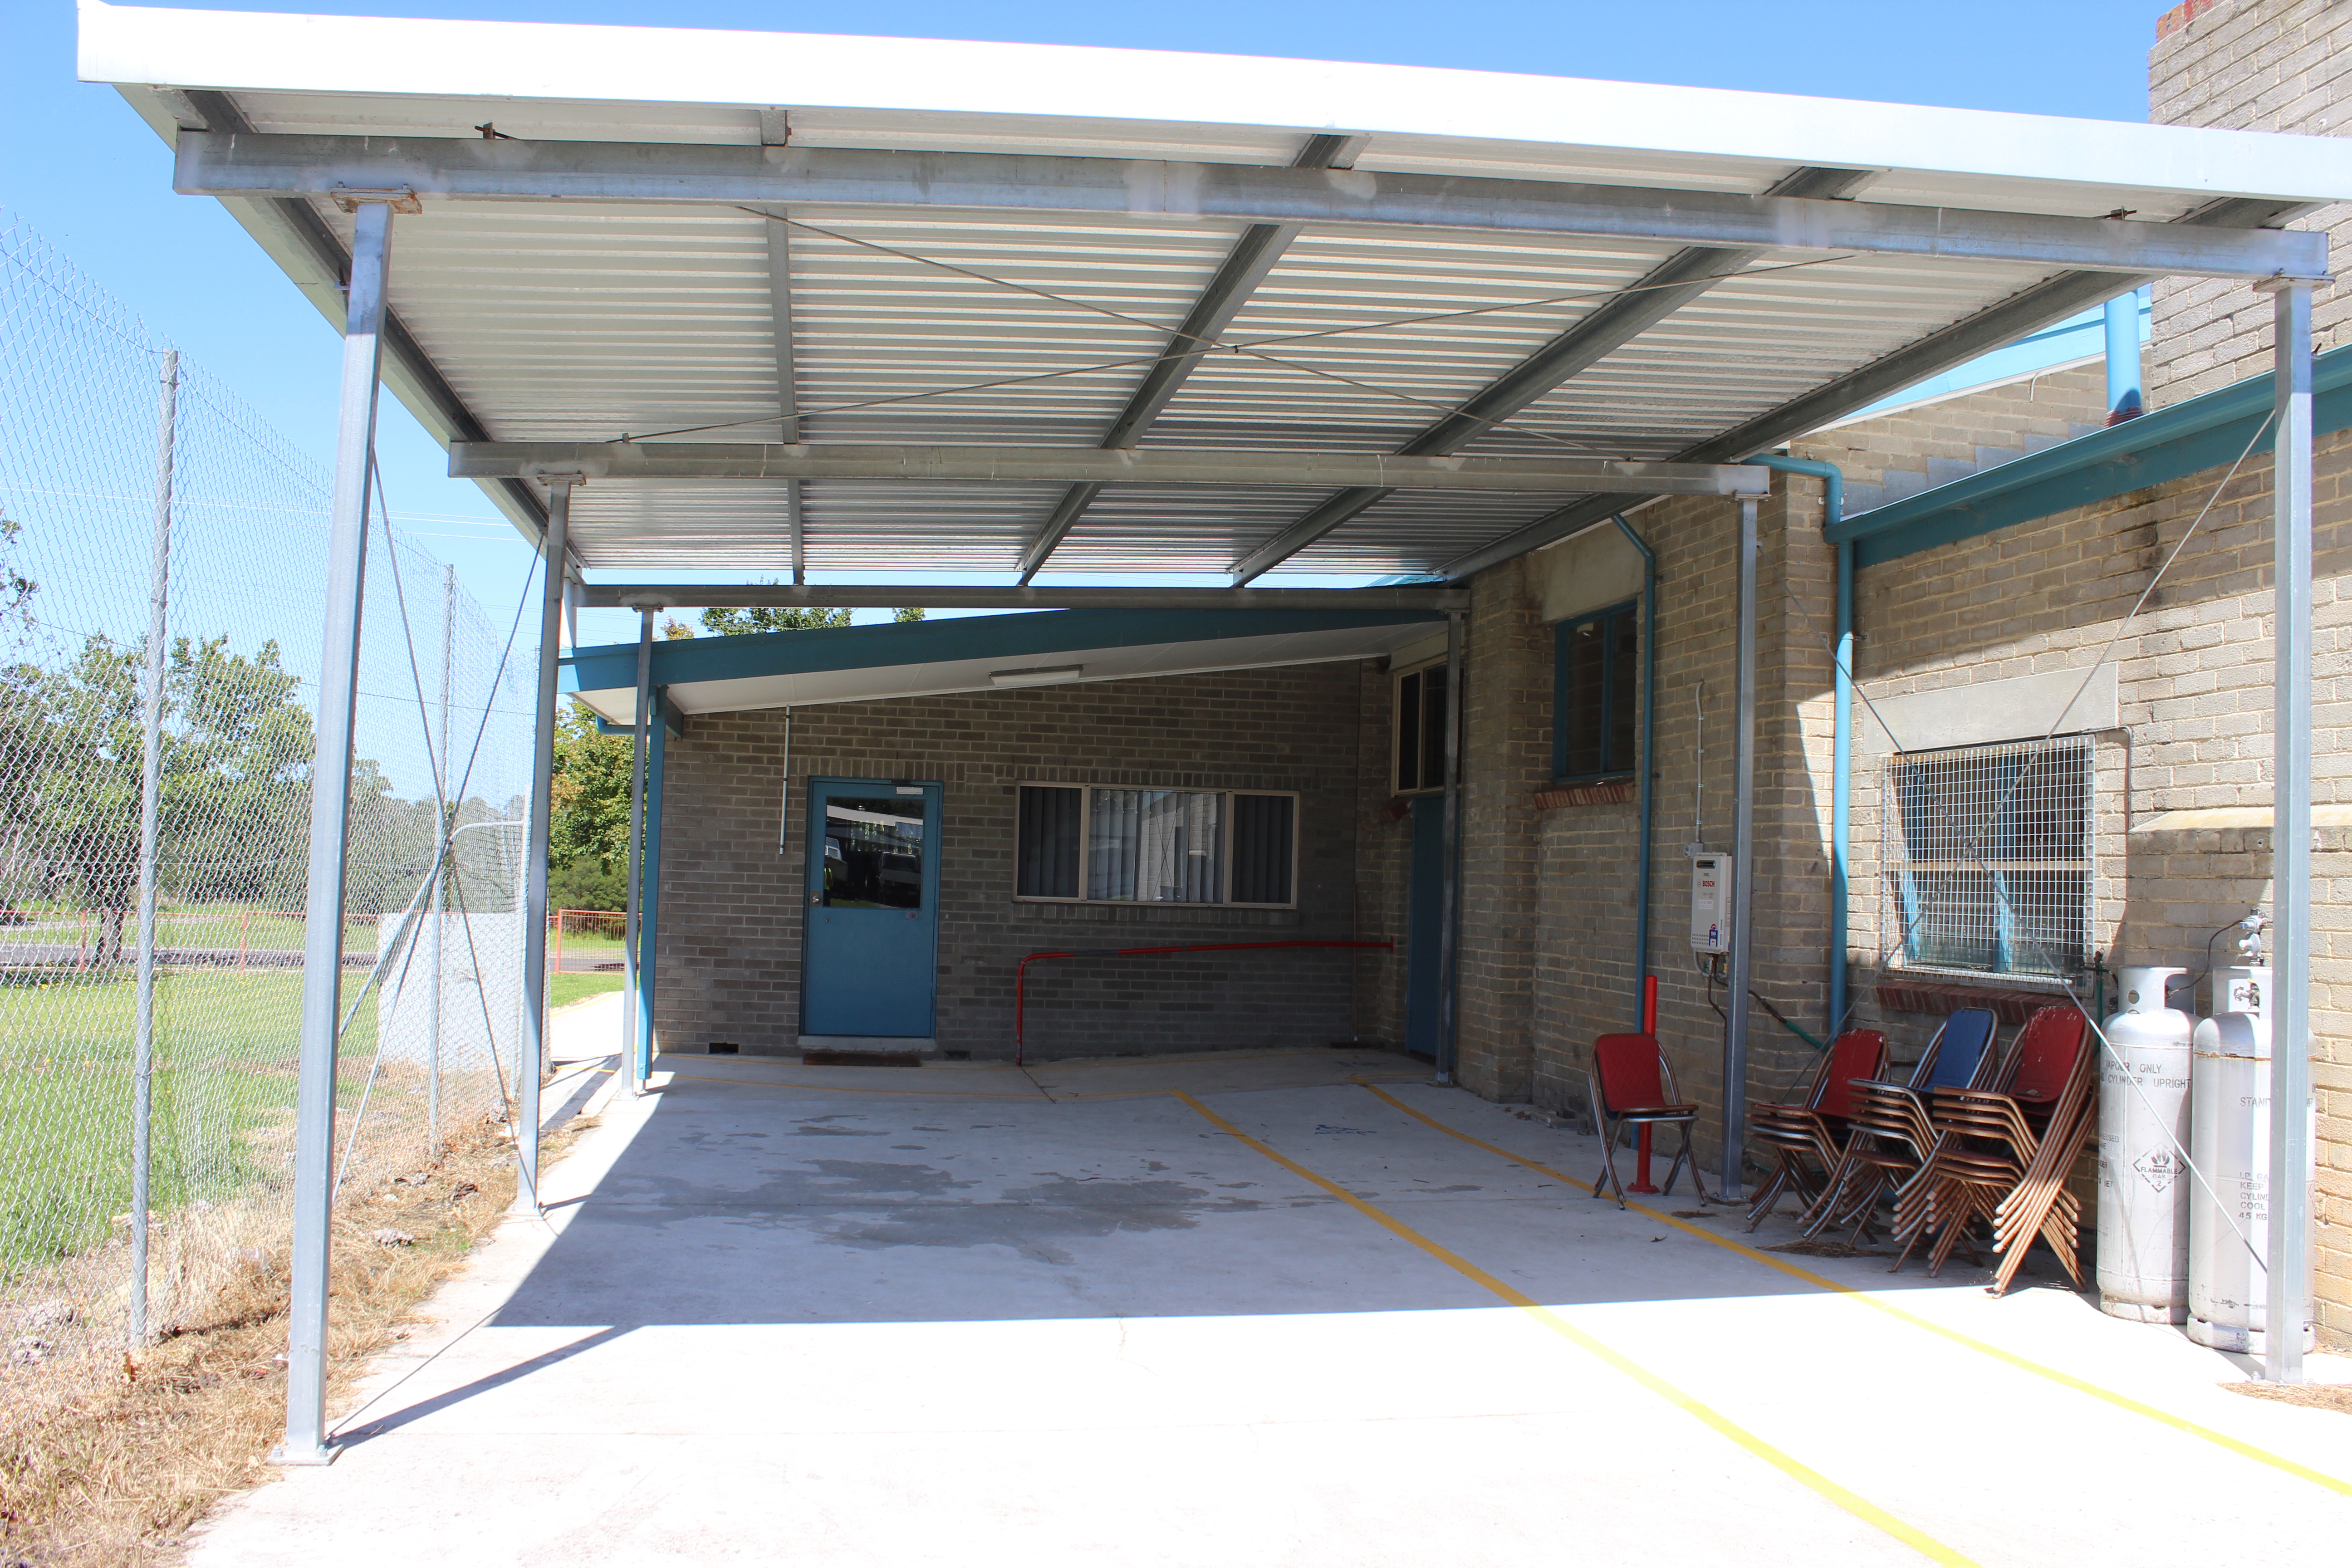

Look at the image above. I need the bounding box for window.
[1881,736,2094,980]
[1553,601,1638,779]
[1015,785,1297,907]
[1393,661,1450,794]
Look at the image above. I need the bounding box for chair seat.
[1614,1103,1698,1120]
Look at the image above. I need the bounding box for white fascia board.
[78,1,2352,206]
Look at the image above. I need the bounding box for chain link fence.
[0,212,537,1425]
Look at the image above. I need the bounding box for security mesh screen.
[1880,735,2093,980]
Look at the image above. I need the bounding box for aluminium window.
[1015,784,1298,907]
[1553,601,1639,779]
[1880,735,2094,981]
[1392,660,1451,794]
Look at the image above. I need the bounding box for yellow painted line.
[1173,1091,1977,1567]
[1352,1081,2352,1500]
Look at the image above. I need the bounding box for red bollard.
[1629,975,1662,1193]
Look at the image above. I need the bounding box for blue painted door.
[1404,794,1444,1058]
[802,779,941,1039]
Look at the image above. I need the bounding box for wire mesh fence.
[0,212,537,1424]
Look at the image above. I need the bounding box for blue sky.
[2,0,2176,642]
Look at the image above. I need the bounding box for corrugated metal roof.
[84,4,2352,583]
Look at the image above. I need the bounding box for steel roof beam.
[1225,165,1873,583]
[165,98,561,558]
[450,440,1769,494]
[1017,131,1366,583]
[1432,197,2320,580]
[583,583,1470,611]
[175,133,2330,282]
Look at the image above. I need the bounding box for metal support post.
[638,704,666,1085]
[517,476,573,1206]
[623,608,652,1095]
[428,563,453,1157]
[129,348,178,1349]
[2265,280,2314,1383]
[1434,609,1464,1086]
[1723,496,1760,1202]
[276,201,393,1465]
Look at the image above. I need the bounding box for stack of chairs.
[1797,1008,2001,1245]
[1891,1005,2097,1292]
[1741,1029,1888,1231]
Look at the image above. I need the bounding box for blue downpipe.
[636,701,666,1083]
[1608,514,1657,1029]
[2104,289,2145,424]
[1741,457,1850,1039]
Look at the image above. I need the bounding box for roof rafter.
[1224,164,1874,583]
[1016,130,1367,583]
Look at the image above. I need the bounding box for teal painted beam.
[1833,342,2352,570]
[562,605,1444,696]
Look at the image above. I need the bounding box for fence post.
[429,563,454,1157]
[277,199,394,1467]
[128,347,178,1349]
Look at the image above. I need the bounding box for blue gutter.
[2104,292,2144,423]
[1743,457,1851,1040]
[1608,514,1657,1031]
[1829,341,2352,569]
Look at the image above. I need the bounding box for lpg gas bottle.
[2097,967,2193,1323]
[2187,970,2316,1354]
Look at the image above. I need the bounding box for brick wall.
[652,663,1370,1060]
[2147,0,2352,405]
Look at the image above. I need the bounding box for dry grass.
[2222,1379,2352,1416]
[0,1113,596,1568]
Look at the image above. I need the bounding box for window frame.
[1391,655,1453,796]
[1878,734,2097,984]
[1552,598,1640,783]
[1012,782,1302,910]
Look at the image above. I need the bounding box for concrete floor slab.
[183,1043,2352,1568]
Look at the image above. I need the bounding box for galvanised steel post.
[1434,609,1463,1086]
[429,562,453,1156]
[129,348,178,1349]
[639,706,665,1085]
[1723,496,1760,1203]
[517,477,573,1206]
[623,608,652,1095]
[277,200,392,1465]
[2265,279,2314,1384]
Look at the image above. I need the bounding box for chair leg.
[1662,1121,1698,1201]
[1593,1117,1625,1203]
[1743,1160,1793,1232]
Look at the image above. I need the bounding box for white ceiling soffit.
[80,2,2352,204]
[567,618,1433,724]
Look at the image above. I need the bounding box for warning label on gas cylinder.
[2134,1149,2181,1192]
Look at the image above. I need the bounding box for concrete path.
[186,1046,2352,1567]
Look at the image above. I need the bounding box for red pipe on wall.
[1014,940,1394,1065]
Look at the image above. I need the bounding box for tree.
[0,632,323,963]
[697,603,925,634]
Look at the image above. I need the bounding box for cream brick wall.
[2147,0,2352,405]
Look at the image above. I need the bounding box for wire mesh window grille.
[1880,735,2095,981]
[1015,784,1297,907]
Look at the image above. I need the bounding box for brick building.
[566,1,2349,1344]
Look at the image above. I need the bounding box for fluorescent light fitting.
[990,664,1084,688]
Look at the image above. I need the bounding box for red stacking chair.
[1894,1005,2096,1290]
[1741,1029,1888,1231]
[1586,1033,1701,1209]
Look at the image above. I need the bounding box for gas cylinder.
[2097,966,2193,1323]
[2187,969,2315,1354]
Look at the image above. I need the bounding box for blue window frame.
[1553,601,1639,780]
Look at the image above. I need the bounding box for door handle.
[809,892,821,906]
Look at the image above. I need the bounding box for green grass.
[0,970,392,1276]
[550,972,625,1009]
